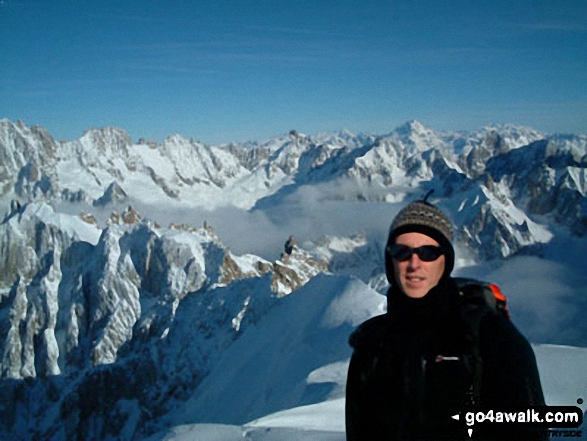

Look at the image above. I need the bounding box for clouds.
[457,253,587,347]
[255,182,401,247]
[121,181,400,261]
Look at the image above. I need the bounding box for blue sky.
[1,0,586,144]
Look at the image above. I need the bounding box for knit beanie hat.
[385,191,455,285]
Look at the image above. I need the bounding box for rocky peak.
[80,127,133,156]
[0,120,59,198]
[93,181,128,207]
[272,236,329,296]
[107,205,142,226]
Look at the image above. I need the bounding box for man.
[345,196,545,440]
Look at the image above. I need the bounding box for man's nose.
[406,253,421,269]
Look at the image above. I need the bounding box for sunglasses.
[387,244,444,262]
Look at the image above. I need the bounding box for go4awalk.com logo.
[452,406,583,438]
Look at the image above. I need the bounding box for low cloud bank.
[458,251,587,347]
[123,182,403,260]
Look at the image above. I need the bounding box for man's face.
[392,232,446,298]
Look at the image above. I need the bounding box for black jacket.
[345,277,546,441]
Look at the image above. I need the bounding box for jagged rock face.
[272,245,329,296]
[465,201,533,260]
[457,131,510,178]
[0,120,60,199]
[82,127,133,157]
[0,202,334,439]
[305,233,386,292]
[93,181,128,206]
[448,181,554,261]
[0,277,279,440]
[347,141,400,186]
[0,120,252,205]
[0,203,329,380]
[158,135,248,188]
[485,138,587,236]
[0,204,251,380]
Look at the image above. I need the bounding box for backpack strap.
[454,277,510,320]
[487,283,510,319]
[453,278,510,406]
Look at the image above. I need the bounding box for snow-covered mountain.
[0,119,586,440]
[3,117,584,260]
[0,201,331,439]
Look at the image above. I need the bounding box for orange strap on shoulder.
[489,283,510,318]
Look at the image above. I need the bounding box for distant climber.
[284,235,297,255]
[10,199,21,212]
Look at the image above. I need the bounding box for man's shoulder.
[349,314,389,350]
[479,308,532,349]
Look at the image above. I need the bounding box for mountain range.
[0,118,585,439]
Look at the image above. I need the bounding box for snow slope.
[148,273,586,441]
[166,274,385,427]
